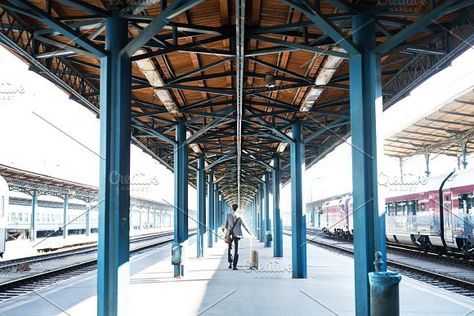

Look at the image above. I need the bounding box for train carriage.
[317,169,474,257]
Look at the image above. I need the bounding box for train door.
[443,193,454,244]
[458,193,473,237]
[0,176,8,257]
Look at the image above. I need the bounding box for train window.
[458,194,472,214]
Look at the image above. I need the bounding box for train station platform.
[0,229,170,261]
[0,235,472,316]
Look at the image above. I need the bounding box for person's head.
[232,204,238,212]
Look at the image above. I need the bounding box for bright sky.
[0,45,473,213]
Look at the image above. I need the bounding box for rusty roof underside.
[0,0,473,205]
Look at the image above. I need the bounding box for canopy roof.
[0,0,473,205]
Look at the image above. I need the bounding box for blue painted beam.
[291,121,307,278]
[264,173,271,248]
[282,0,359,56]
[272,156,283,257]
[9,0,106,57]
[197,155,206,257]
[375,0,472,55]
[350,13,386,316]
[122,0,205,56]
[174,120,188,277]
[97,8,131,316]
[30,189,37,242]
[207,174,214,248]
[62,194,68,239]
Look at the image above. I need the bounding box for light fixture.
[264,73,275,88]
[300,47,345,112]
[133,49,180,115]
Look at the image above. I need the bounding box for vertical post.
[62,194,68,239]
[174,120,188,277]
[207,173,214,248]
[460,140,468,169]
[264,172,271,247]
[159,210,163,229]
[30,189,38,242]
[138,209,142,230]
[197,155,206,257]
[272,156,283,257]
[97,7,131,316]
[253,197,258,235]
[291,120,307,278]
[153,209,157,229]
[146,207,150,229]
[214,184,219,242]
[258,183,264,242]
[350,13,385,316]
[424,152,430,177]
[85,202,91,236]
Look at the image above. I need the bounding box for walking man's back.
[225,204,251,270]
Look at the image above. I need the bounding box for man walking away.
[225,203,251,270]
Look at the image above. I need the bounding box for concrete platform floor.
[0,235,473,315]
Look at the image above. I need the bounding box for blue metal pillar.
[258,183,264,242]
[253,198,258,235]
[174,120,188,277]
[291,120,307,278]
[197,155,206,257]
[97,7,131,316]
[214,184,219,242]
[62,194,68,239]
[264,172,271,247]
[207,174,214,248]
[85,202,91,236]
[350,13,385,316]
[272,156,283,257]
[30,189,37,242]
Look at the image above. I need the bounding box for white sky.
[0,45,473,213]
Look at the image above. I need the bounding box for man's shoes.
[233,267,238,270]
[228,263,232,269]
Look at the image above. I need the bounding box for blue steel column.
[253,198,257,235]
[197,155,206,257]
[350,13,385,316]
[62,194,68,239]
[272,156,283,257]
[207,174,214,248]
[174,120,188,277]
[264,172,271,247]
[97,7,131,316]
[30,189,37,241]
[258,183,264,242]
[214,184,219,242]
[291,120,307,278]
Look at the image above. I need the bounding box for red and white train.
[316,169,474,256]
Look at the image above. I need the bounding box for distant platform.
[0,235,472,315]
[0,228,170,261]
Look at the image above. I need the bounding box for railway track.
[0,231,193,302]
[0,230,173,271]
[283,230,474,298]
